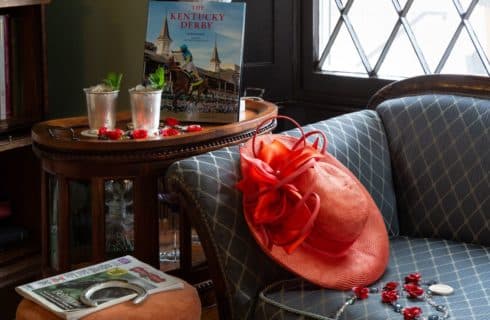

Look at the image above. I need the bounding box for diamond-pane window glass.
[460,0,475,11]
[318,0,340,54]
[323,24,366,75]
[378,27,425,78]
[349,0,397,67]
[442,30,488,75]
[317,0,490,78]
[407,0,460,72]
[398,0,409,8]
[469,1,490,61]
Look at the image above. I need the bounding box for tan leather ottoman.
[16,281,201,320]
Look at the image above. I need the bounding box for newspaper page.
[16,255,184,319]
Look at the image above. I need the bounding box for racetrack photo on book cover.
[144,1,246,123]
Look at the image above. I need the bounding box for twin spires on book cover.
[144,1,246,123]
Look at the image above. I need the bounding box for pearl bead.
[436,305,447,312]
[429,284,454,296]
[393,304,403,313]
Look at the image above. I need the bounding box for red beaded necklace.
[334,273,452,320]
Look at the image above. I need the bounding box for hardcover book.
[144,1,246,123]
[0,15,10,120]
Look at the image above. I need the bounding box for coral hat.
[236,118,389,290]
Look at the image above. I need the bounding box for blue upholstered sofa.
[165,75,489,320]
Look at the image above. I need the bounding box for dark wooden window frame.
[298,0,490,110]
[297,0,393,109]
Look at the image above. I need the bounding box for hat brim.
[241,135,390,290]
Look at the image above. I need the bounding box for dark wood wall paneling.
[241,0,348,127]
[241,0,295,103]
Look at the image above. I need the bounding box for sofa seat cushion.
[255,237,489,320]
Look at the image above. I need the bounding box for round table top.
[32,99,278,163]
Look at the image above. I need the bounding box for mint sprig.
[103,72,123,91]
[148,66,165,90]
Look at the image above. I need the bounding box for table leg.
[57,177,70,272]
[180,203,192,277]
[134,175,159,268]
[91,178,105,263]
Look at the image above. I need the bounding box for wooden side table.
[31,100,277,276]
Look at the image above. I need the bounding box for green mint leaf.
[148,66,165,90]
[103,72,123,90]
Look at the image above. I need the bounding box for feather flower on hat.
[237,138,323,254]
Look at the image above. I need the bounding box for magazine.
[144,1,246,123]
[15,255,184,320]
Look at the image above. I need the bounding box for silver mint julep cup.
[129,88,163,135]
[84,88,119,133]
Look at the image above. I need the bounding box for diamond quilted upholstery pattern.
[166,146,293,319]
[255,237,490,320]
[376,95,489,245]
[283,110,399,236]
[165,110,398,319]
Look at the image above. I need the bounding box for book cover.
[3,15,10,119]
[144,1,246,123]
[0,15,7,120]
[8,14,21,120]
[16,255,184,320]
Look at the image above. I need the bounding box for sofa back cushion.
[377,94,489,246]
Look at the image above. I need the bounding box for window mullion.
[435,23,464,73]
[391,0,402,12]
[453,0,489,74]
[373,21,402,75]
[397,0,429,74]
[317,18,343,68]
[342,15,373,75]
[452,0,478,19]
[397,0,415,17]
[400,17,431,74]
[463,20,490,75]
[452,0,465,15]
[374,0,416,75]
[318,0,354,68]
[335,0,354,12]
[436,0,483,74]
[315,0,487,78]
[462,0,479,18]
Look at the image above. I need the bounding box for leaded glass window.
[317,0,490,78]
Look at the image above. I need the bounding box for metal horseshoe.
[80,280,148,307]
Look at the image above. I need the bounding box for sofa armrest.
[166,146,293,320]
